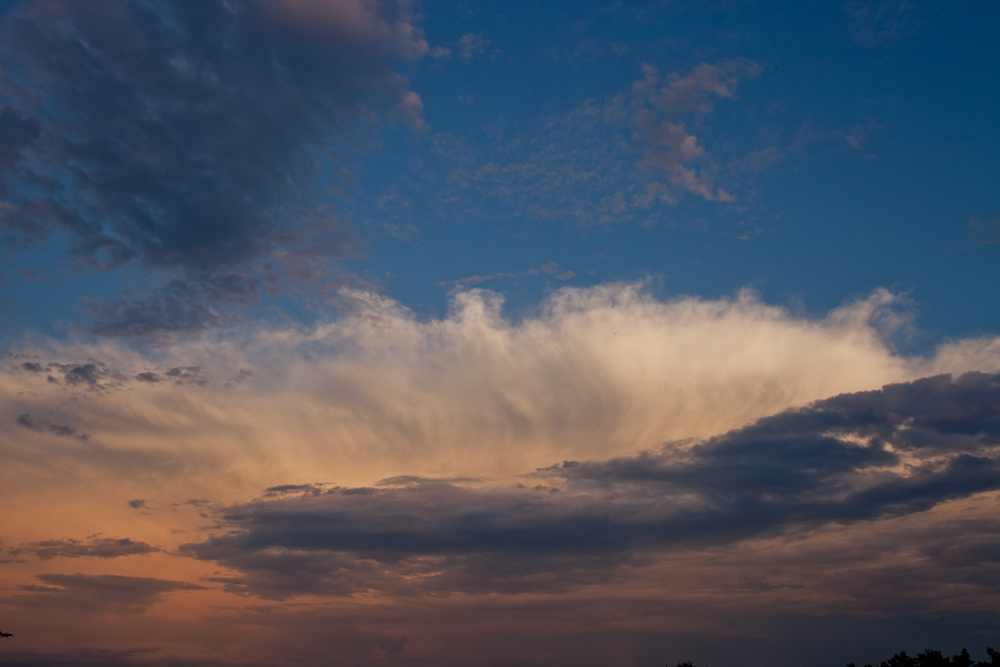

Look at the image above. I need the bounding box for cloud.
[2,285,1000,665]
[12,360,125,391]
[401,96,654,229]
[430,45,453,59]
[5,573,203,613]
[4,284,1000,493]
[0,0,423,335]
[968,213,1000,247]
[385,60,763,234]
[443,98,643,227]
[424,33,490,64]
[180,372,1000,599]
[438,260,571,286]
[846,1,919,48]
[263,484,326,497]
[87,275,263,338]
[9,537,158,560]
[15,413,90,440]
[0,105,38,170]
[456,33,490,60]
[633,59,761,201]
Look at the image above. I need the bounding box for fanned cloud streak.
[9,284,999,488]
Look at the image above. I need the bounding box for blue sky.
[371,0,999,339]
[2,2,1000,666]
[2,0,998,344]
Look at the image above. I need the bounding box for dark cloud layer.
[16,413,90,440]
[5,573,203,613]
[9,537,158,561]
[183,372,1000,600]
[13,355,236,391]
[0,0,423,335]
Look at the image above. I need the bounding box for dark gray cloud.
[9,537,158,561]
[88,276,260,338]
[262,483,326,497]
[0,0,423,335]
[5,573,203,613]
[182,372,1000,600]
[61,363,106,388]
[15,413,90,440]
[14,356,230,392]
[22,360,126,390]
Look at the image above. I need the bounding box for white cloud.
[4,284,997,502]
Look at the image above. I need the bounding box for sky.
[0,1,999,666]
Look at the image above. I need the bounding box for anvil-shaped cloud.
[3,285,1000,666]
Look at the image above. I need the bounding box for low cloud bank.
[183,372,1000,599]
[6,573,202,613]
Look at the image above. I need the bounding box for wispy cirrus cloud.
[438,260,573,286]
[968,213,1000,247]
[456,32,491,60]
[846,1,920,48]
[375,59,762,237]
[428,32,492,61]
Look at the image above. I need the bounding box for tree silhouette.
[845,647,1000,667]
[666,647,999,667]
[0,629,11,638]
